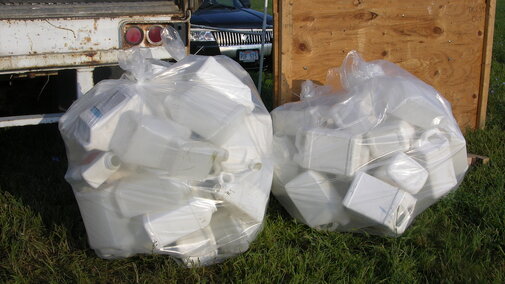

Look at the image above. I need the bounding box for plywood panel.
[275,0,494,130]
[477,0,496,128]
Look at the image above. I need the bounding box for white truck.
[0,0,201,127]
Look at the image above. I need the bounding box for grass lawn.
[1,2,505,283]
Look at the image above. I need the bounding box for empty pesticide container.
[343,172,417,235]
[365,119,416,158]
[215,163,273,223]
[285,170,350,228]
[73,186,151,258]
[273,135,300,184]
[66,151,121,188]
[72,85,147,151]
[372,152,429,194]
[271,103,327,136]
[114,175,192,218]
[167,55,254,111]
[174,227,218,267]
[209,209,252,255]
[111,113,228,179]
[432,122,469,179]
[328,86,379,134]
[389,95,446,130]
[164,84,251,144]
[294,128,370,176]
[219,114,263,173]
[143,198,217,249]
[413,129,458,199]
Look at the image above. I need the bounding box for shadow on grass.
[0,124,88,249]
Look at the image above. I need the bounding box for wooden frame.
[274,0,496,130]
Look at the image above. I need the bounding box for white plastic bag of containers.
[59,27,274,266]
[271,51,468,236]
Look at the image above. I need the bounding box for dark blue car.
[190,0,273,68]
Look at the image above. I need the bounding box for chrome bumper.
[219,43,272,59]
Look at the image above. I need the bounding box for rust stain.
[84,51,98,58]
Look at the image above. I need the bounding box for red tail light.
[125,26,143,45]
[147,25,163,44]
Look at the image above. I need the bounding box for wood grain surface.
[274,0,495,129]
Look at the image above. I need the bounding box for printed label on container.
[79,90,128,128]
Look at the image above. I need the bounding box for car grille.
[212,30,273,47]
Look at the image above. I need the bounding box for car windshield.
[199,0,244,9]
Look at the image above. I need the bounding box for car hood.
[191,8,273,29]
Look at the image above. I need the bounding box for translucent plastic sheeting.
[271,50,468,236]
[59,27,273,266]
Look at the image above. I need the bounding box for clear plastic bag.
[59,27,273,266]
[271,51,467,236]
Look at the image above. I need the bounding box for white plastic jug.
[174,227,218,267]
[215,162,273,223]
[164,55,254,111]
[343,172,416,235]
[294,128,370,176]
[209,209,251,255]
[389,96,446,129]
[285,170,350,228]
[76,86,147,151]
[365,118,416,158]
[114,175,193,218]
[164,84,251,144]
[372,152,429,194]
[143,198,217,249]
[73,186,151,258]
[273,135,300,184]
[111,113,228,179]
[219,114,263,173]
[413,129,458,199]
[66,151,121,189]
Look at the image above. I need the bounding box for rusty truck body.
[0,0,201,127]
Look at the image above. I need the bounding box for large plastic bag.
[59,27,273,266]
[271,51,467,236]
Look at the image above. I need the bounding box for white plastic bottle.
[142,198,217,249]
[175,227,218,267]
[215,161,273,223]
[294,128,370,176]
[219,114,264,173]
[111,113,228,179]
[343,172,417,235]
[74,85,148,151]
[72,185,152,259]
[65,151,121,189]
[114,175,193,218]
[164,85,251,145]
[285,170,350,228]
[365,119,416,159]
[164,55,254,110]
[372,152,429,194]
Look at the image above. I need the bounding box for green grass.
[2,2,505,283]
[249,0,273,16]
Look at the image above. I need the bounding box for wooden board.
[274,0,496,130]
